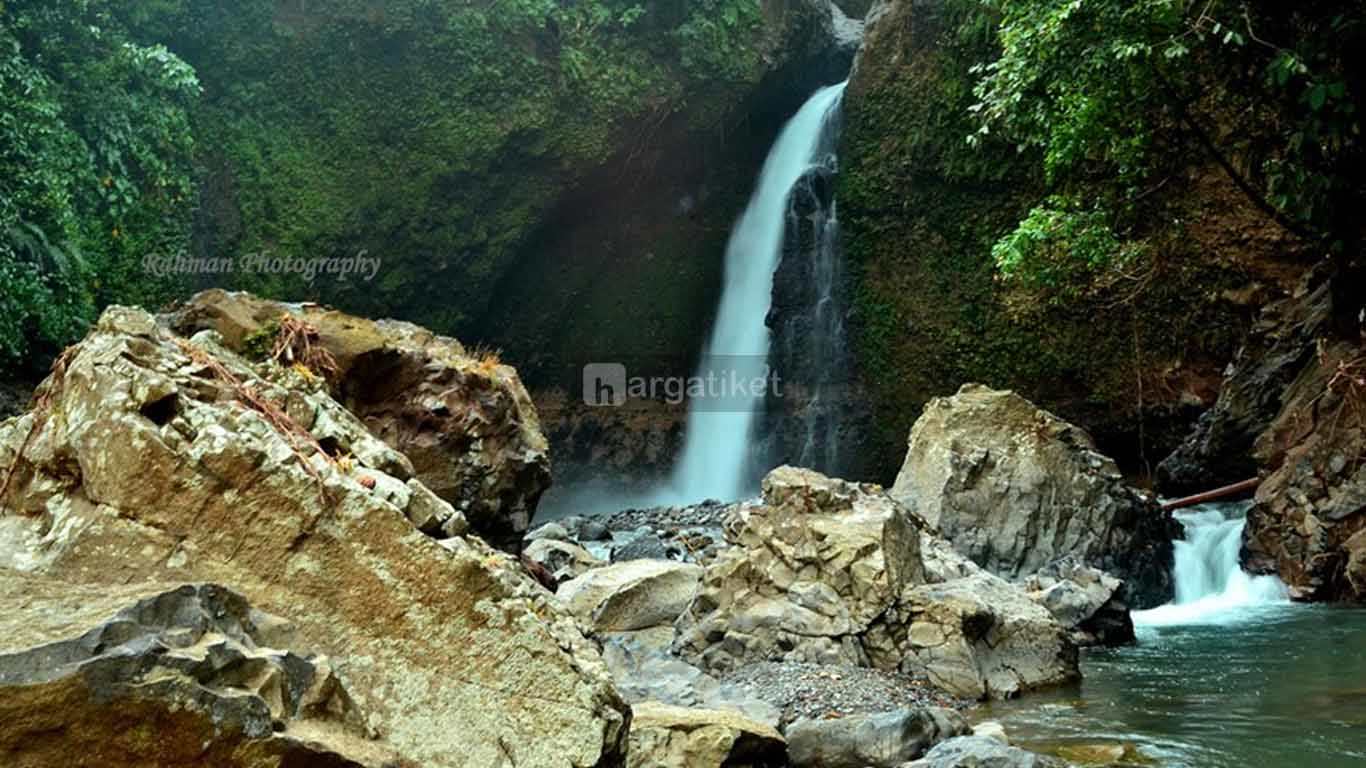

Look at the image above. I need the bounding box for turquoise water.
[984,604,1366,766]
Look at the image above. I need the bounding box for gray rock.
[524,538,605,584]
[864,572,1080,700]
[904,735,1065,767]
[787,707,968,768]
[612,527,683,561]
[890,384,1178,607]
[0,575,397,766]
[559,559,704,633]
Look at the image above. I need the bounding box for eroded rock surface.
[906,736,1066,768]
[559,559,704,634]
[0,576,399,768]
[626,701,787,768]
[786,707,968,768]
[0,306,627,768]
[167,289,550,549]
[891,384,1178,607]
[677,466,1078,700]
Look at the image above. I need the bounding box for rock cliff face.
[167,290,550,550]
[761,150,874,483]
[1180,274,1366,602]
[891,385,1179,607]
[838,0,1308,481]
[0,305,628,767]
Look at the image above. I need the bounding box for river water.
[984,503,1366,766]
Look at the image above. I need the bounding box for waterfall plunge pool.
[982,503,1366,767]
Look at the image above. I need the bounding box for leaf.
[1308,83,1327,111]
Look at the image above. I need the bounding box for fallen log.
[1161,477,1260,512]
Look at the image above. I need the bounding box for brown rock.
[167,289,550,550]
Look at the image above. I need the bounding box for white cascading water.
[654,81,848,505]
[1134,501,1288,626]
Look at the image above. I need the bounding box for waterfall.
[655,82,848,505]
[1134,501,1288,626]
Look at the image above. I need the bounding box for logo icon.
[583,363,628,407]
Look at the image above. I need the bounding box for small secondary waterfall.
[657,81,848,505]
[1134,501,1287,626]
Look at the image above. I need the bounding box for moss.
[241,319,280,362]
[840,0,1252,479]
[111,0,805,344]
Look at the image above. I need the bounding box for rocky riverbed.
[4,291,1335,768]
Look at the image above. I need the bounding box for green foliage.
[105,0,783,337]
[0,0,199,369]
[972,0,1364,288]
[991,196,1144,301]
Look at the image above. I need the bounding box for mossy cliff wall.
[838,0,1309,481]
[121,0,843,375]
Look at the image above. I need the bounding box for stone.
[0,306,628,767]
[1020,559,1134,647]
[677,466,923,672]
[558,559,704,633]
[971,721,1009,744]
[600,631,780,726]
[905,736,1066,767]
[626,701,787,768]
[524,538,605,585]
[1235,290,1366,602]
[167,289,551,550]
[786,707,968,767]
[678,467,1074,702]
[612,527,684,561]
[865,573,1080,700]
[0,575,401,767]
[890,384,1178,607]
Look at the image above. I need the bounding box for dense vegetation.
[1,0,825,377]
[840,0,1362,478]
[0,0,197,370]
[975,0,1363,317]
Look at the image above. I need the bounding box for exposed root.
[174,338,335,507]
[270,314,339,382]
[0,346,77,509]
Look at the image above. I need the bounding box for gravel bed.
[599,499,740,532]
[720,661,973,728]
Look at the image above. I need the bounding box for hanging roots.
[175,338,335,506]
[0,345,78,508]
[271,314,339,382]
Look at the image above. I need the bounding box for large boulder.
[890,384,1178,607]
[785,707,968,768]
[864,573,1079,700]
[0,576,400,768]
[678,466,1078,700]
[0,306,628,768]
[558,559,704,633]
[167,289,550,550]
[626,701,787,768]
[678,466,923,671]
[1020,559,1134,647]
